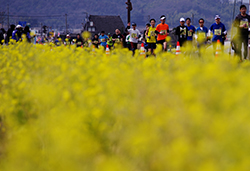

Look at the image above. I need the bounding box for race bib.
[150,31,155,37]
[115,38,120,43]
[160,30,166,35]
[198,32,206,39]
[101,39,106,42]
[77,42,82,45]
[188,31,192,37]
[214,29,221,36]
[131,33,137,38]
[180,28,186,35]
[240,20,249,29]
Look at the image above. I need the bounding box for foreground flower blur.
[1,42,250,171]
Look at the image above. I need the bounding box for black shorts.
[148,43,156,49]
[157,39,166,45]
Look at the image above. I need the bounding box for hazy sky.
[230,0,249,2]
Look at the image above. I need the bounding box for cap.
[16,25,22,28]
[215,15,220,20]
[132,22,136,26]
[160,15,166,20]
[108,33,111,35]
[180,18,185,22]
[66,34,70,37]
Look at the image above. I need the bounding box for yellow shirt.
[147,27,156,43]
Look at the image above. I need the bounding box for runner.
[233,5,250,60]
[107,33,113,49]
[112,29,123,46]
[75,34,84,48]
[6,24,15,44]
[92,34,99,48]
[155,15,169,51]
[54,36,61,46]
[64,34,71,46]
[143,23,151,53]
[209,15,227,53]
[12,25,23,42]
[0,28,4,45]
[145,19,157,56]
[23,26,31,43]
[196,18,209,56]
[196,18,208,43]
[98,31,108,50]
[175,18,188,47]
[125,22,141,55]
[186,18,196,41]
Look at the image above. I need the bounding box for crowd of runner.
[0,5,249,59]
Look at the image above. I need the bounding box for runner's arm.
[125,26,131,33]
[222,25,227,35]
[175,27,179,35]
[137,31,141,39]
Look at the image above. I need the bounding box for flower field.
[1,42,250,171]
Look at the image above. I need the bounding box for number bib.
[160,30,166,35]
[101,39,106,42]
[188,31,192,37]
[131,33,137,38]
[240,20,249,29]
[214,29,222,36]
[150,31,155,37]
[180,28,186,36]
[199,32,206,39]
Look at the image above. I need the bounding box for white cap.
[180,18,185,22]
[215,15,220,20]
[66,34,70,37]
[16,25,22,28]
[161,16,166,20]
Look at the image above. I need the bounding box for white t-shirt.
[127,28,141,43]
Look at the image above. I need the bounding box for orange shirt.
[156,23,169,41]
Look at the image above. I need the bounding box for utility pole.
[233,0,236,21]
[191,13,194,25]
[230,0,237,55]
[249,0,250,15]
[41,23,43,37]
[65,14,68,34]
[7,4,9,29]
[126,0,133,24]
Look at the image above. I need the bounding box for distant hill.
[0,0,247,32]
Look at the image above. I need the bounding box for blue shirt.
[186,25,196,40]
[12,30,20,42]
[209,22,226,42]
[196,27,208,43]
[196,27,208,34]
[99,35,108,46]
